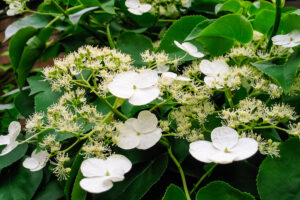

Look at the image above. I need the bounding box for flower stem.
[224,87,234,108]
[266,0,282,52]
[106,24,115,49]
[19,129,49,144]
[190,164,217,195]
[51,0,68,18]
[167,146,191,200]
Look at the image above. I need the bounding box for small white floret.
[0,121,21,156]
[174,41,204,58]
[115,110,162,150]
[80,154,132,193]
[189,127,258,164]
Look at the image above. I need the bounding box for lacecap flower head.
[189,127,258,164]
[80,154,132,193]
[0,121,21,156]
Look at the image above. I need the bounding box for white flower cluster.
[4,0,28,16]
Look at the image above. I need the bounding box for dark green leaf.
[34,89,63,113]
[185,19,214,41]
[41,43,60,62]
[196,181,255,200]
[257,138,300,200]
[0,164,43,200]
[0,143,28,170]
[197,14,253,56]
[27,75,51,96]
[71,170,87,200]
[14,90,35,118]
[158,15,207,61]
[215,0,242,14]
[253,9,276,34]
[34,180,64,200]
[169,137,189,163]
[251,48,300,94]
[117,32,153,68]
[162,184,186,200]
[4,14,52,41]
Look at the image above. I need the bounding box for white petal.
[80,177,113,194]
[106,154,132,175]
[282,42,299,48]
[125,0,139,8]
[208,151,236,164]
[231,138,258,161]
[31,149,49,164]
[129,87,160,106]
[23,157,39,170]
[162,72,177,79]
[0,141,18,156]
[0,136,10,145]
[136,128,162,150]
[187,51,204,58]
[199,60,215,76]
[108,72,137,99]
[189,140,219,163]
[8,121,21,140]
[133,110,158,133]
[135,69,158,89]
[176,76,192,81]
[211,127,238,151]
[81,158,106,177]
[203,76,216,88]
[272,35,290,45]
[116,121,140,150]
[290,30,300,43]
[138,4,152,13]
[128,8,143,15]
[181,42,204,58]
[212,60,229,75]
[174,41,186,51]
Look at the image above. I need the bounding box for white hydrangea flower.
[23,149,49,172]
[0,121,21,156]
[80,154,132,193]
[199,59,230,89]
[115,110,162,150]
[272,30,300,48]
[108,70,160,106]
[125,0,151,15]
[189,127,258,164]
[174,41,204,58]
[161,72,191,81]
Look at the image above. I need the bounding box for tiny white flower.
[23,149,49,172]
[80,154,132,193]
[161,72,191,81]
[174,41,204,58]
[115,110,162,150]
[0,121,21,156]
[272,30,300,48]
[189,127,258,164]
[125,0,152,15]
[199,59,230,89]
[108,70,160,106]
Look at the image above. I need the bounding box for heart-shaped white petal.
[208,151,236,164]
[106,154,132,175]
[116,121,140,149]
[138,4,152,13]
[108,72,137,99]
[137,128,162,150]
[135,69,158,89]
[129,87,160,105]
[125,0,139,8]
[23,158,39,170]
[8,121,21,140]
[189,141,219,163]
[230,138,258,161]
[81,158,107,177]
[211,127,238,151]
[80,177,113,194]
[133,110,158,133]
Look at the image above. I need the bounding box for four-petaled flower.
[189,127,258,164]
[80,154,132,193]
[174,41,204,58]
[115,110,162,150]
[125,0,151,15]
[108,70,160,106]
[199,59,230,89]
[23,149,49,172]
[0,121,21,156]
[272,30,300,48]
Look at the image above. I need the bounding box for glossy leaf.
[215,0,242,14]
[27,75,51,96]
[71,171,87,200]
[253,9,276,34]
[34,89,63,113]
[34,181,64,200]
[257,138,300,200]
[0,144,28,170]
[162,184,186,200]
[196,181,255,200]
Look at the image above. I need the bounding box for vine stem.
[224,87,234,108]
[19,129,50,144]
[266,0,282,52]
[167,146,191,200]
[190,164,217,195]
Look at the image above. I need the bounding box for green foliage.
[71,171,87,200]
[14,90,35,118]
[253,9,276,34]
[34,181,64,200]
[196,181,255,200]
[162,184,186,200]
[257,138,300,200]
[0,144,28,170]
[215,0,242,14]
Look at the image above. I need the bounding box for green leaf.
[80,0,115,14]
[253,9,276,34]
[69,7,98,24]
[158,15,207,61]
[0,164,43,200]
[162,184,186,200]
[71,170,87,200]
[14,90,35,118]
[197,14,253,56]
[249,0,274,16]
[168,137,189,163]
[215,0,242,14]
[9,27,38,71]
[117,32,153,68]
[34,89,63,113]
[251,48,300,94]
[34,180,64,200]
[64,153,83,200]
[4,14,52,41]
[0,144,28,170]
[185,19,214,41]
[196,181,255,200]
[279,13,300,33]
[257,138,300,200]
[27,75,51,96]
[41,43,60,62]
